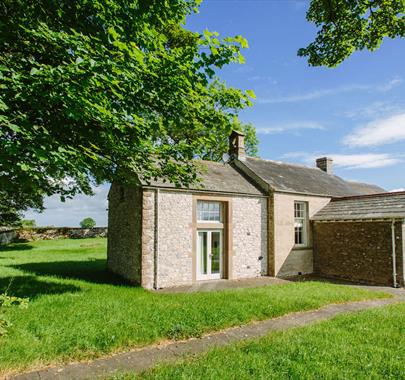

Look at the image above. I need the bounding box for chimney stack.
[316,157,333,175]
[229,130,246,161]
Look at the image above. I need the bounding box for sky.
[25,0,405,227]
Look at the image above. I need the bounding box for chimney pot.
[316,157,333,174]
[229,130,246,161]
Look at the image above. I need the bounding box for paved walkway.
[157,276,289,293]
[13,287,404,380]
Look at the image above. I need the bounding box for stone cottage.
[108,131,405,288]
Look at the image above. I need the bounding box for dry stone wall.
[0,227,107,244]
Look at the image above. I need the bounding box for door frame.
[192,195,233,282]
[196,229,223,281]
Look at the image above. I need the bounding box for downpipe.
[391,219,398,288]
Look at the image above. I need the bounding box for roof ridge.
[332,191,405,202]
[246,156,324,172]
[199,160,227,166]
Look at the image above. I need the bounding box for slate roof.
[312,192,405,221]
[241,157,384,197]
[143,160,264,196]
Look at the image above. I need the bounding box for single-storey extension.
[312,192,405,287]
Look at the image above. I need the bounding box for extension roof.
[312,191,405,221]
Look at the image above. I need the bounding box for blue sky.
[26,0,405,226]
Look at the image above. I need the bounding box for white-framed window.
[197,201,222,222]
[294,202,307,246]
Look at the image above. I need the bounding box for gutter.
[391,219,398,288]
[153,188,160,290]
[141,186,267,199]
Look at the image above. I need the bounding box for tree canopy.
[80,217,96,229]
[0,0,257,215]
[300,0,405,66]
[0,190,42,226]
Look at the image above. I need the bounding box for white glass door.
[197,230,222,280]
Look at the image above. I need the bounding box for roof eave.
[141,185,267,198]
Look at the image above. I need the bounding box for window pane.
[294,202,307,245]
[211,232,221,274]
[294,202,304,218]
[295,226,303,245]
[197,201,221,222]
[199,232,207,274]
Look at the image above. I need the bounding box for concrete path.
[157,276,289,293]
[13,287,405,380]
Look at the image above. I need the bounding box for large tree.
[0,0,257,212]
[300,0,405,66]
[0,190,42,226]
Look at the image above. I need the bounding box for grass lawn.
[118,303,405,380]
[0,238,389,376]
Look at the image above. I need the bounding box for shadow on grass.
[11,259,129,286]
[0,276,80,298]
[0,243,34,252]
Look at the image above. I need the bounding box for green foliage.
[200,122,259,161]
[0,0,258,206]
[79,217,96,229]
[0,190,43,227]
[0,238,385,373]
[21,220,36,228]
[299,0,405,66]
[0,280,29,337]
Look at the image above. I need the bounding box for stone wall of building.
[155,191,193,288]
[273,193,330,277]
[141,190,156,289]
[313,220,404,286]
[154,191,268,288]
[232,196,268,278]
[107,183,142,284]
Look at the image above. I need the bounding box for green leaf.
[246,89,256,99]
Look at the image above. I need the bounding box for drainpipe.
[153,188,160,290]
[391,219,397,288]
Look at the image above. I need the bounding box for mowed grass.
[120,303,405,380]
[0,238,388,375]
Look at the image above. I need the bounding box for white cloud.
[331,154,402,169]
[391,188,405,192]
[290,0,308,11]
[341,101,404,120]
[282,152,403,169]
[378,77,403,91]
[24,184,109,227]
[248,75,278,85]
[257,77,402,104]
[344,113,405,147]
[256,121,324,135]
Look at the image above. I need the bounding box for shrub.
[80,217,96,229]
[0,282,29,336]
[21,219,36,228]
